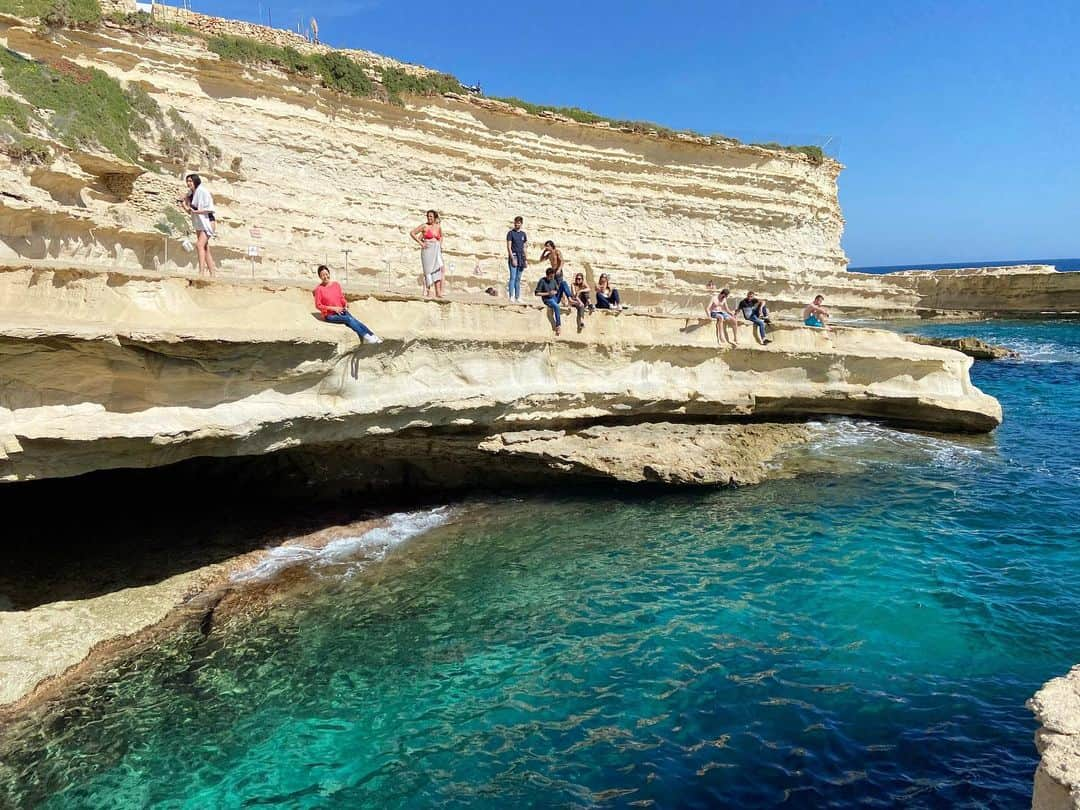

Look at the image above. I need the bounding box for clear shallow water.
[2,322,1079,809]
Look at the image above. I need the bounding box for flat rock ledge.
[910,335,1020,360]
[1029,665,1080,810]
[481,423,811,486]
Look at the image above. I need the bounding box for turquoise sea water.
[850,257,1080,273]
[2,320,1079,808]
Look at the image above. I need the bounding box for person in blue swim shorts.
[802,294,831,332]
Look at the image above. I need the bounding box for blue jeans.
[747,315,767,340]
[596,289,621,309]
[507,260,523,299]
[543,296,561,327]
[556,280,575,303]
[325,311,372,338]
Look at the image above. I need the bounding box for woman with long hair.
[571,271,592,331]
[410,209,444,298]
[594,273,622,310]
[182,173,216,276]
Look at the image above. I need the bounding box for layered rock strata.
[0,17,871,316]
[1030,666,1080,810]
[0,266,1001,487]
[884,265,1080,316]
[3,19,1076,318]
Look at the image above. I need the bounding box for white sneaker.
[363,334,383,344]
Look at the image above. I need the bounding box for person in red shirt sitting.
[313,265,383,343]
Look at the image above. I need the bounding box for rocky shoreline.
[0,418,820,715]
[0,513,405,716]
[909,335,1021,360]
[1030,666,1080,810]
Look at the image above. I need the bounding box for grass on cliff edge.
[0,94,52,163]
[207,34,462,105]
[205,34,825,162]
[0,46,150,163]
[0,0,101,27]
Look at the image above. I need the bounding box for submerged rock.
[910,335,1020,360]
[479,423,811,486]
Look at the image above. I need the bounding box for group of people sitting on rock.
[532,251,624,337]
[313,208,833,345]
[706,289,771,346]
[409,213,622,330]
[509,216,623,335]
[705,289,832,346]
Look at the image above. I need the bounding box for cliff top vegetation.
[0,0,826,164]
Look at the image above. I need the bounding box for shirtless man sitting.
[802,294,831,332]
[705,287,739,345]
[540,240,585,323]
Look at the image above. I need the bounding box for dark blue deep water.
[1,321,1078,809]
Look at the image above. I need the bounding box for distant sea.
[851,257,1080,274]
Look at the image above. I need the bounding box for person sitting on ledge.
[571,272,593,332]
[803,294,831,332]
[313,265,383,344]
[706,287,739,346]
[595,273,622,310]
[737,290,771,345]
[535,266,564,336]
[541,241,586,330]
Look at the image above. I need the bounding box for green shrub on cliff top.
[750,142,825,164]
[490,95,684,138]
[208,36,375,98]
[0,47,153,163]
[312,51,372,97]
[380,67,462,105]
[207,33,287,65]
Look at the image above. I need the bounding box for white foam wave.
[993,339,1080,364]
[232,507,453,584]
[804,419,990,468]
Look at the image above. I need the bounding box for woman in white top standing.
[183,173,217,276]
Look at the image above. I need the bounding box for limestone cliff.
[0,265,1001,486]
[886,265,1080,316]
[0,14,874,316]
[2,15,1076,319]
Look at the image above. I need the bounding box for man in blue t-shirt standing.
[506,216,528,302]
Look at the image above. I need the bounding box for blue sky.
[208,0,1077,267]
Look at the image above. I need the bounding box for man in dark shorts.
[506,216,528,302]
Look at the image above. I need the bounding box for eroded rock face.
[1,20,1075,318]
[0,268,1001,485]
[889,265,1080,316]
[1030,666,1080,810]
[0,18,883,318]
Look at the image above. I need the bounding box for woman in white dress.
[183,173,217,277]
